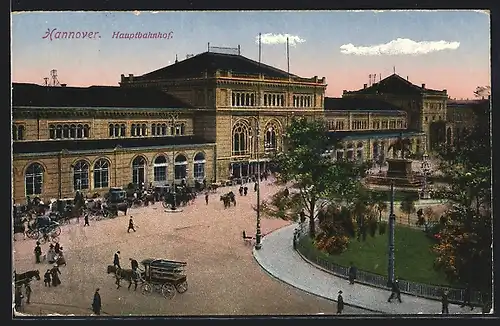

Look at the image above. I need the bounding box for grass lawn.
[301,225,458,287]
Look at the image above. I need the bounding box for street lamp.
[168,113,180,212]
[387,180,396,287]
[421,153,430,200]
[255,117,263,250]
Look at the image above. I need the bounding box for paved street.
[14,180,372,316]
[253,223,482,315]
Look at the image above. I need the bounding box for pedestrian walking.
[50,264,61,287]
[441,290,449,314]
[25,283,32,304]
[243,186,248,196]
[205,192,209,205]
[34,241,42,263]
[336,290,344,314]
[239,186,244,196]
[254,182,258,192]
[348,262,357,285]
[129,258,140,279]
[388,280,402,303]
[54,242,61,254]
[47,244,56,264]
[44,269,51,287]
[84,213,90,226]
[92,288,101,315]
[113,251,121,269]
[460,284,474,310]
[127,217,136,233]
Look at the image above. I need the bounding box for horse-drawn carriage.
[25,216,61,241]
[139,258,188,299]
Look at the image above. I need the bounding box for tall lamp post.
[387,180,396,287]
[169,113,179,211]
[421,153,430,200]
[255,116,262,250]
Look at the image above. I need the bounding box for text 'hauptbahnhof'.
[12,46,487,203]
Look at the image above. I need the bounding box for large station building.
[12,47,484,203]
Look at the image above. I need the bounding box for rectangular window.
[194,163,205,180]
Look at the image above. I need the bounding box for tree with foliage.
[372,192,388,222]
[275,118,368,238]
[315,205,356,254]
[400,196,416,225]
[473,85,490,99]
[260,188,302,221]
[432,102,492,294]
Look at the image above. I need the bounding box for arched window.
[281,95,285,106]
[236,93,240,106]
[63,124,70,138]
[232,92,236,106]
[264,122,278,151]
[132,156,146,186]
[49,124,56,139]
[114,124,119,137]
[246,94,250,106]
[83,124,90,138]
[193,152,205,180]
[141,124,147,136]
[180,123,185,135]
[250,94,255,106]
[25,163,44,196]
[152,123,157,136]
[131,124,136,136]
[232,121,249,155]
[264,94,268,106]
[174,154,188,180]
[153,155,168,184]
[77,124,83,138]
[73,160,89,191]
[120,124,126,136]
[70,124,76,138]
[356,142,364,161]
[93,159,109,189]
[56,125,63,138]
[109,124,114,137]
[161,123,167,135]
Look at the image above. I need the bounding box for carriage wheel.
[51,236,60,244]
[161,283,176,299]
[52,226,61,237]
[175,281,188,293]
[161,201,169,209]
[27,229,39,240]
[141,283,153,295]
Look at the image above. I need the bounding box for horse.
[220,192,236,208]
[141,192,155,206]
[208,184,219,193]
[14,270,41,286]
[104,202,128,216]
[107,265,144,290]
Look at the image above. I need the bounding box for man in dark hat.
[92,288,101,315]
[337,290,344,314]
[127,217,136,233]
[113,251,121,269]
[388,279,402,303]
[441,290,449,314]
[34,241,42,263]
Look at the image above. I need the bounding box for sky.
[11,10,491,99]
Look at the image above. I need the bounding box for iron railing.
[294,223,484,305]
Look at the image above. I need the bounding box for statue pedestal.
[386,159,419,186]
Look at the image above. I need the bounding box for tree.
[372,192,388,222]
[275,118,367,238]
[400,196,416,225]
[432,104,492,293]
[473,86,490,99]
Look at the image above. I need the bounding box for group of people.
[113,251,141,278]
[34,241,66,266]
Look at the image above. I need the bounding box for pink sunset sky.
[12,11,491,99]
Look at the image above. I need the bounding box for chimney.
[363,84,367,89]
[121,74,125,82]
[421,83,425,89]
[406,76,409,81]
[129,74,134,81]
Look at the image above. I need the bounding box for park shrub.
[378,221,387,235]
[315,234,350,255]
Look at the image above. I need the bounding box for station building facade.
[14,48,464,203]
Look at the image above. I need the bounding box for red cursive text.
[42,28,100,41]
